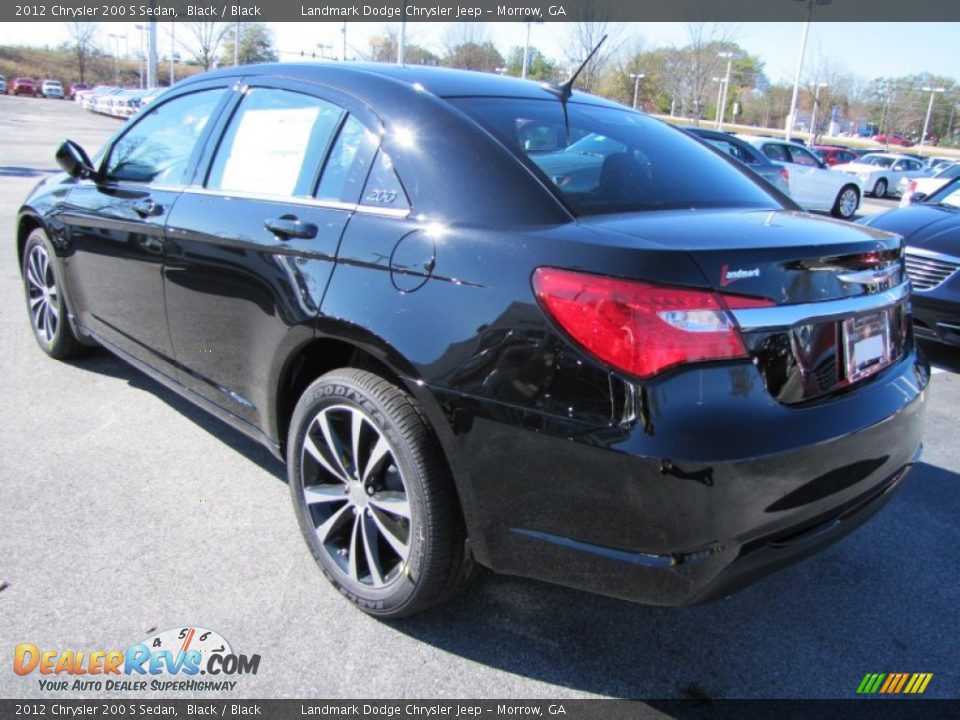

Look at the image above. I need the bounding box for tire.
[831,185,860,220]
[21,229,86,359]
[287,368,469,618]
[873,178,888,198]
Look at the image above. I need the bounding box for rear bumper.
[423,350,929,605]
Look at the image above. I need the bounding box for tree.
[444,42,504,73]
[563,0,624,92]
[505,46,557,80]
[64,22,98,84]
[181,22,231,71]
[370,25,437,65]
[219,23,278,66]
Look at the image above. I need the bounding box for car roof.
[179,62,625,109]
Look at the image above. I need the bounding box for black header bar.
[4,0,960,23]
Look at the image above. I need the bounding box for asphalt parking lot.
[1,95,958,701]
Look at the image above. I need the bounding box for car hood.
[859,204,960,256]
[833,162,884,173]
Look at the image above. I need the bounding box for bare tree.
[65,22,98,84]
[181,22,231,71]
[679,22,740,123]
[563,0,624,92]
[442,23,490,57]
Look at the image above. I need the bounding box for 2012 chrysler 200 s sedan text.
[17,63,927,618]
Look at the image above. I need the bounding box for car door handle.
[265,215,317,240]
[133,199,162,217]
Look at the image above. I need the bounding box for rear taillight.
[907,180,917,195]
[779,167,790,184]
[532,268,773,379]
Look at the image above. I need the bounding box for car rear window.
[451,98,779,216]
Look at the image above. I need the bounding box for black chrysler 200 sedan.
[17,64,928,618]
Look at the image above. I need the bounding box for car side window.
[104,88,225,185]
[787,146,819,167]
[207,88,343,197]
[761,143,789,162]
[360,150,410,212]
[315,115,379,203]
[707,139,751,164]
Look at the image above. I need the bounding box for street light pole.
[108,33,120,84]
[342,22,347,61]
[169,22,175,86]
[713,77,724,128]
[134,24,145,89]
[785,1,830,141]
[920,86,946,150]
[234,22,240,67]
[630,72,645,110]
[810,82,827,142]
[718,51,733,131]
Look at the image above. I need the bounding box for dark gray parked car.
[683,127,791,196]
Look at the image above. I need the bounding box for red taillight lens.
[532,268,772,379]
[908,180,917,194]
[779,167,790,184]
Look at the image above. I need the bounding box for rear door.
[785,144,838,210]
[59,84,229,376]
[162,78,379,431]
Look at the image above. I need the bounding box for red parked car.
[873,133,914,147]
[812,145,859,166]
[11,78,36,96]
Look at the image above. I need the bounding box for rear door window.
[761,143,789,163]
[786,146,820,166]
[315,115,379,203]
[207,88,343,197]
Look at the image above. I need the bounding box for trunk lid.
[583,208,904,303]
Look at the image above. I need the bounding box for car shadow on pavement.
[64,349,286,480]
[0,166,58,178]
[390,461,960,699]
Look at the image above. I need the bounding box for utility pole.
[810,82,827,142]
[147,14,158,88]
[169,22,175,86]
[134,25,145,88]
[786,0,831,140]
[108,33,120,84]
[398,1,406,65]
[920,86,946,150]
[718,51,733,132]
[234,22,240,66]
[630,73,645,110]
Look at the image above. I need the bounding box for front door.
[60,86,229,376]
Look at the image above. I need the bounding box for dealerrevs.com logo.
[13,627,261,692]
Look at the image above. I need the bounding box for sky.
[1,21,957,86]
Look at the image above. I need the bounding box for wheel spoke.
[304,433,349,484]
[29,294,43,309]
[348,513,361,583]
[369,491,410,519]
[370,509,409,559]
[362,435,390,483]
[315,502,351,544]
[350,410,364,478]
[303,483,348,505]
[318,411,351,481]
[361,514,385,587]
[27,254,43,289]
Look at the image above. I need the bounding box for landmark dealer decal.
[12,627,260,692]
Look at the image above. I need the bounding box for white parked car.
[899,162,960,206]
[738,135,863,219]
[40,80,64,99]
[832,153,927,198]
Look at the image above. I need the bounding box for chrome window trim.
[180,186,411,218]
[731,283,910,331]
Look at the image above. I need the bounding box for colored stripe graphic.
[857,673,932,694]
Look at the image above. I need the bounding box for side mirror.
[55,140,96,179]
[910,192,928,204]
